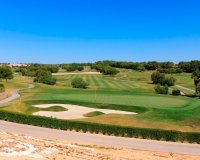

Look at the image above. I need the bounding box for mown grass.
[83,111,105,117]
[0,70,199,132]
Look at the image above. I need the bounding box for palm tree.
[191,71,200,95]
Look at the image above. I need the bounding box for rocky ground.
[0,131,199,160]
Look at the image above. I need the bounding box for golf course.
[0,67,199,134]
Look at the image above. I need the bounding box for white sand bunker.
[33,104,137,119]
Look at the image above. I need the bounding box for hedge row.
[0,110,199,143]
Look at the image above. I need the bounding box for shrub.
[151,72,166,84]
[151,72,176,86]
[101,66,119,75]
[136,65,146,72]
[0,65,13,81]
[0,110,199,143]
[172,89,181,96]
[0,84,5,93]
[158,68,183,74]
[165,76,176,86]
[34,70,56,85]
[77,66,84,71]
[63,65,84,72]
[92,64,119,75]
[154,84,168,94]
[71,77,88,89]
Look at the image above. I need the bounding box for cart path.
[175,85,194,92]
[0,120,199,156]
[0,83,35,105]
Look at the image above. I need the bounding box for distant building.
[8,63,29,67]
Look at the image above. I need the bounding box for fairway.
[1,70,199,133]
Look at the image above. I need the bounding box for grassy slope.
[83,111,105,117]
[0,70,199,132]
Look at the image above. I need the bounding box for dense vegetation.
[0,65,13,81]
[71,77,88,89]
[151,72,176,86]
[62,64,84,72]
[34,70,56,85]
[0,110,199,143]
[154,84,168,94]
[92,60,200,73]
[172,89,181,96]
[178,60,200,73]
[92,64,119,75]
[15,65,59,77]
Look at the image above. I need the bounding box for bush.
[63,65,84,72]
[34,70,56,85]
[0,84,5,93]
[158,68,183,74]
[151,72,176,86]
[71,77,88,89]
[0,65,13,81]
[151,72,166,84]
[0,110,199,143]
[172,89,181,96]
[77,66,84,71]
[92,64,119,75]
[154,84,168,94]
[101,66,119,75]
[165,76,176,86]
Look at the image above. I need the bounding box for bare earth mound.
[0,131,199,160]
[33,104,137,119]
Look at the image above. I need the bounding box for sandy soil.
[52,72,101,76]
[33,104,137,119]
[0,131,199,160]
[0,92,7,101]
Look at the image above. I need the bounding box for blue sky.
[0,0,200,63]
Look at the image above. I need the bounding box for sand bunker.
[33,104,137,119]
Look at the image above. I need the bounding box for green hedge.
[0,110,199,143]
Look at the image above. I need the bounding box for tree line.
[93,60,200,73]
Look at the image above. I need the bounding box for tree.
[154,84,168,94]
[101,66,119,75]
[151,72,165,84]
[144,61,159,70]
[151,72,176,86]
[191,71,200,95]
[34,70,56,85]
[160,62,174,69]
[165,76,176,86]
[77,66,84,71]
[71,77,88,89]
[172,89,181,96]
[0,66,13,82]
